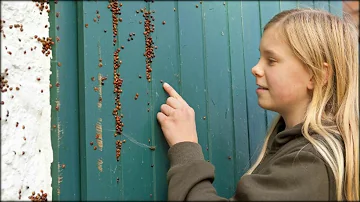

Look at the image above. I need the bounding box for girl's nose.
[251,64,264,77]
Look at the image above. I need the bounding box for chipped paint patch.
[55,100,60,111]
[96,118,103,151]
[97,40,102,60]
[57,122,61,147]
[97,73,103,108]
[58,175,63,184]
[97,159,103,172]
[57,163,63,196]
[56,69,60,94]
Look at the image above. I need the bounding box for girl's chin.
[257,100,273,111]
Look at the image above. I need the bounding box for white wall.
[1,1,53,201]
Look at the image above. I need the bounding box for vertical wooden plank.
[117,1,154,200]
[77,1,123,200]
[177,2,209,161]
[149,2,180,200]
[280,1,299,11]
[50,1,81,200]
[241,1,267,165]
[227,1,250,184]
[77,1,89,200]
[298,0,315,9]
[329,1,343,17]
[314,0,330,11]
[202,1,235,197]
[259,1,280,130]
[259,1,280,31]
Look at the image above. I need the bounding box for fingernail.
[163,82,170,88]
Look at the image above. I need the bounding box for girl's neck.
[280,103,309,130]
[282,115,305,130]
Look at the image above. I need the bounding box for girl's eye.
[268,58,276,65]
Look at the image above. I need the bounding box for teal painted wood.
[259,1,280,130]
[241,1,268,165]
[259,1,280,31]
[201,1,236,197]
[280,1,299,10]
[299,0,315,9]
[227,0,251,187]
[314,1,330,10]
[117,1,154,201]
[76,3,89,200]
[77,1,126,200]
[177,1,210,163]
[54,1,343,201]
[149,1,182,200]
[49,1,81,200]
[329,1,343,17]
[279,0,298,11]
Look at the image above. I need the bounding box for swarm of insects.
[28,189,48,201]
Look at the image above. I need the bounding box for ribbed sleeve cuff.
[168,142,205,167]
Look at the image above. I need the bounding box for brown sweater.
[167,119,336,201]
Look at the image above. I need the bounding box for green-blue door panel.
[50,1,342,200]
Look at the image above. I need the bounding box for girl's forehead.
[262,26,286,45]
[260,27,287,45]
[260,27,293,56]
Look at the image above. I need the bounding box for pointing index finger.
[163,83,186,104]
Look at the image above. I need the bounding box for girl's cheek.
[269,81,295,104]
[278,91,294,103]
[277,85,300,104]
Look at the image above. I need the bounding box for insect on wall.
[142,6,156,82]
[108,0,124,162]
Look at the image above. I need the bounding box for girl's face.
[251,26,314,116]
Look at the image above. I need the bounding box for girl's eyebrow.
[259,47,278,56]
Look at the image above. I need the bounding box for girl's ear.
[307,67,315,90]
[307,62,331,90]
[307,76,315,90]
[322,62,331,86]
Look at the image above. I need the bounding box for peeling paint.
[57,122,61,148]
[96,118,103,151]
[55,100,61,111]
[57,175,63,185]
[57,163,63,196]
[97,73,102,108]
[56,121,62,150]
[56,69,60,94]
[97,159,103,172]
[97,40,102,61]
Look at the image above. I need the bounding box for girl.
[156,8,358,201]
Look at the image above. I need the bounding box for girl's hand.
[157,83,198,147]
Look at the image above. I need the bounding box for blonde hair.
[246,8,359,201]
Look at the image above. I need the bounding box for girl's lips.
[256,84,268,90]
[256,87,268,93]
[256,85,268,90]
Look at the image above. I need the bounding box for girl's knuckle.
[166,97,173,103]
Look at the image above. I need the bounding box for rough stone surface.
[1,1,53,201]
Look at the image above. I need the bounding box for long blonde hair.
[246,8,359,201]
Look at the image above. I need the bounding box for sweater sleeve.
[234,150,330,201]
[167,142,331,201]
[167,142,229,201]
